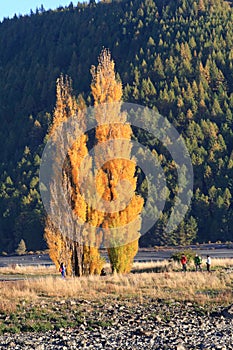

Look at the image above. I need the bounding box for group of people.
[181,254,211,272]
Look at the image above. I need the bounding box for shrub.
[171,249,196,263]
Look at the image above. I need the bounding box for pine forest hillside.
[0,0,232,252]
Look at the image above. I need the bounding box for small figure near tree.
[59,262,66,278]
[15,239,27,255]
[194,254,202,271]
[180,254,187,272]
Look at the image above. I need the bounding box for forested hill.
[0,0,233,253]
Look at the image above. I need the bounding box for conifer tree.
[15,239,27,255]
[91,49,144,273]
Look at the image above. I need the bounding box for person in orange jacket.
[180,254,187,272]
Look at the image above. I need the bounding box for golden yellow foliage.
[49,74,79,136]
[83,246,105,275]
[45,50,143,276]
[44,218,73,276]
[91,48,122,106]
[91,49,144,273]
[45,75,104,276]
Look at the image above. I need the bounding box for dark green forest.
[0,0,232,252]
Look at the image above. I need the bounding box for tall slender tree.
[44,75,104,276]
[91,49,144,273]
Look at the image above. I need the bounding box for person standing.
[59,262,66,278]
[194,254,202,271]
[181,254,187,272]
[206,255,211,272]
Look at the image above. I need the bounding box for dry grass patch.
[0,264,56,276]
[0,258,233,312]
[2,269,231,306]
[0,281,38,312]
[211,258,233,269]
[132,260,179,273]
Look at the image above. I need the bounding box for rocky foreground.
[0,298,232,350]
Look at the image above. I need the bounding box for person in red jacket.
[180,255,187,272]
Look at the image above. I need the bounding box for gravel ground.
[0,299,232,349]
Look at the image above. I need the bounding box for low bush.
[171,249,196,263]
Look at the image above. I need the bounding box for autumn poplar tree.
[44,74,104,276]
[44,74,76,276]
[45,51,143,275]
[91,49,144,273]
